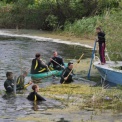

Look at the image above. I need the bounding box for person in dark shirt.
[27,84,46,101]
[48,51,64,70]
[4,72,14,93]
[31,53,48,74]
[96,27,106,65]
[60,62,74,84]
[17,71,32,90]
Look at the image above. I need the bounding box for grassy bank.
[64,11,122,60]
[40,83,122,112]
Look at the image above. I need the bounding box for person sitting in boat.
[60,62,74,84]
[96,27,106,65]
[4,72,15,93]
[17,71,32,90]
[31,53,48,74]
[27,84,46,101]
[48,51,65,70]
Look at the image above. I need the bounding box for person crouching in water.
[27,84,46,101]
[60,62,74,84]
[17,71,32,90]
[96,27,106,65]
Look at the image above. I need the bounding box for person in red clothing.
[96,27,106,65]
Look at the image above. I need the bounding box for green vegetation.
[40,84,122,112]
[0,0,122,59]
[0,0,121,29]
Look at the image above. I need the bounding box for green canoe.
[28,63,67,79]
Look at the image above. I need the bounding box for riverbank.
[0,29,95,47]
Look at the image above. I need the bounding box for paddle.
[50,58,65,69]
[63,53,84,84]
[41,59,56,78]
[87,39,97,79]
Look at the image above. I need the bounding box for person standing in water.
[27,84,46,101]
[96,27,106,65]
[60,62,74,84]
[16,71,32,90]
[48,51,65,70]
[4,72,15,93]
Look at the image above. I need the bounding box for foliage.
[0,0,121,30]
[64,11,122,60]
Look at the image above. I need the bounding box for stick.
[87,39,97,79]
[63,53,84,84]
[14,76,17,95]
[41,59,55,77]
[50,58,65,69]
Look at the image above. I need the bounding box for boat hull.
[94,61,122,85]
[28,70,62,79]
[28,63,67,79]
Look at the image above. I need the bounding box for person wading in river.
[16,71,32,90]
[31,53,48,74]
[27,84,46,101]
[96,27,106,65]
[60,62,74,84]
[48,51,65,70]
[4,72,15,93]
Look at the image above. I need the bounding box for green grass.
[64,11,122,60]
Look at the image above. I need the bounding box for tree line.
[0,0,121,30]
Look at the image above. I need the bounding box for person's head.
[35,53,41,59]
[53,51,58,57]
[23,71,28,77]
[6,72,13,80]
[68,62,73,70]
[96,27,102,33]
[32,84,39,92]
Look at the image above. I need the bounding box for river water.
[0,31,122,122]
[0,35,92,122]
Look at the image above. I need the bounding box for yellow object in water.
[34,95,37,101]
[34,60,38,70]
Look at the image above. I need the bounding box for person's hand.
[62,66,65,69]
[29,81,33,85]
[50,58,52,61]
[64,77,68,81]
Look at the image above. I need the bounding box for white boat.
[93,61,122,85]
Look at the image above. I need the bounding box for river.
[0,30,121,122]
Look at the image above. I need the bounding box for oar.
[41,59,56,77]
[87,39,97,79]
[50,58,65,69]
[63,53,84,84]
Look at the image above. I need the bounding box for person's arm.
[37,93,46,101]
[60,57,64,66]
[61,68,68,80]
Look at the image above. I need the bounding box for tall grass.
[64,11,122,60]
